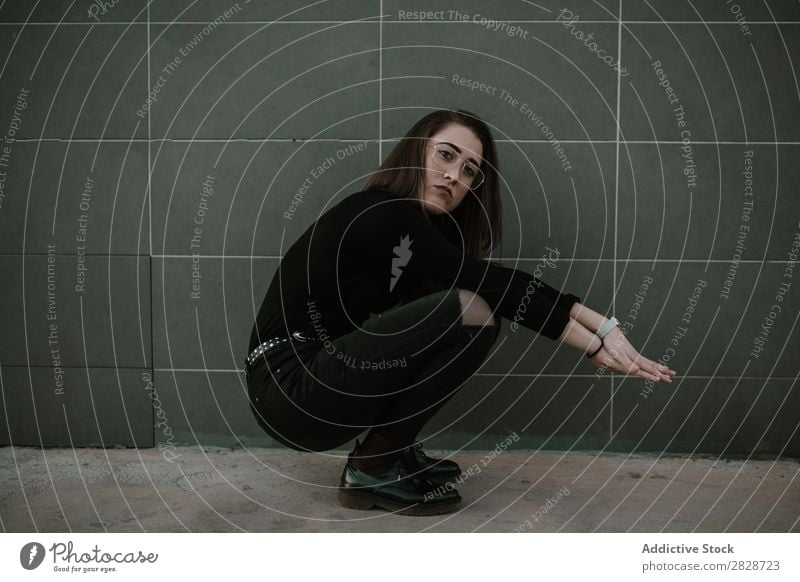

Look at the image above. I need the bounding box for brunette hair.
[362,109,502,260]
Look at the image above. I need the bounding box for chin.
[421,197,449,215]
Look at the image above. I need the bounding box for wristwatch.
[596,316,620,339]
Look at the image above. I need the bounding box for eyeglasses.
[427,141,485,190]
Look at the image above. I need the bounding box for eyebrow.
[438,141,482,167]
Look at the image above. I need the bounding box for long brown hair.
[362,109,503,261]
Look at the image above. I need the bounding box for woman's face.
[420,123,484,215]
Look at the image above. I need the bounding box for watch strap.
[596,317,620,339]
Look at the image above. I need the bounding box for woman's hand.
[590,327,677,382]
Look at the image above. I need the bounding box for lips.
[435,185,452,198]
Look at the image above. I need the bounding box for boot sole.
[338,489,461,516]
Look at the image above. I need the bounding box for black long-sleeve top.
[248,188,581,352]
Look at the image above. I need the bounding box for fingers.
[623,351,677,382]
[604,331,679,379]
[604,350,650,380]
[592,348,678,382]
[633,356,672,383]
[616,351,665,383]
[645,358,677,379]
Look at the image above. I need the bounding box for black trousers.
[246,288,501,452]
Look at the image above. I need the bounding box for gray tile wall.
[1,1,797,456]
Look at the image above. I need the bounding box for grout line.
[378,0,382,162]
[1,20,798,25]
[147,5,152,260]
[2,253,794,263]
[146,0,155,441]
[144,255,798,262]
[1,365,793,380]
[132,369,795,379]
[610,0,624,441]
[9,138,800,144]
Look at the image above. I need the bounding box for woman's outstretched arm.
[557,303,677,383]
[568,301,608,333]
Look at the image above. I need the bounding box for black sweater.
[248,188,581,352]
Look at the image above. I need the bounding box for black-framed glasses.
[427,141,485,190]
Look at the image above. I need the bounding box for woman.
[244,109,677,516]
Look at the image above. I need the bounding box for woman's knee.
[458,289,496,327]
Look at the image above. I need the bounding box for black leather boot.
[338,440,461,516]
[403,441,462,485]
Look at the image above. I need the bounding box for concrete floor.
[1,446,798,532]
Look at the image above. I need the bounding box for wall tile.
[0,255,151,368]
[152,257,274,370]
[0,141,149,254]
[611,377,800,457]
[423,375,612,451]
[0,25,147,139]
[497,142,617,259]
[621,24,800,142]
[0,366,153,447]
[149,0,378,23]
[617,144,800,261]
[613,261,800,378]
[623,1,800,22]
[385,0,619,21]
[0,0,148,22]
[150,140,376,256]
[152,370,271,447]
[382,22,619,141]
[148,22,379,139]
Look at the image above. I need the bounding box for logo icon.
[390,234,413,292]
[20,542,45,570]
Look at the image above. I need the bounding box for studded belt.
[244,330,315,373]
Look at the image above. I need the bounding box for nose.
[442,165,460,184]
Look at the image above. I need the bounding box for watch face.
[598,318,619,338]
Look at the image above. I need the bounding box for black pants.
[246,288,501,452]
